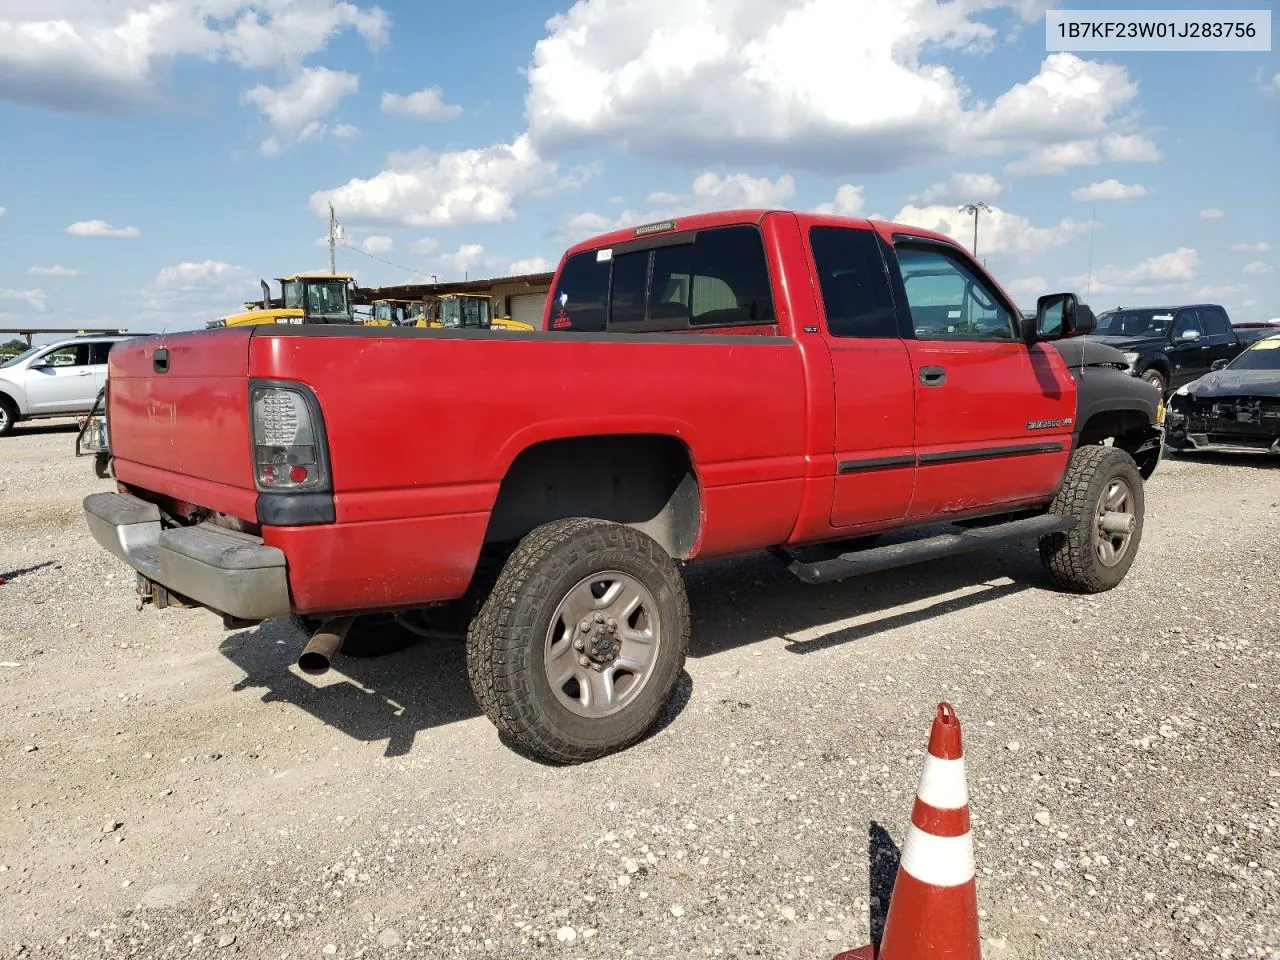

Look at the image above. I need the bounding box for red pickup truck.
[84,209,1164,763]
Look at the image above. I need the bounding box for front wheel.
[466,518,690,764]
[0,397,16,437]
[1039,445,1145,593]
[1140,368,1167,397]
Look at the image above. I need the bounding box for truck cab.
[209,274,356,329]
[1087,304,1243,396]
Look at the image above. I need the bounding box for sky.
[0,0,1277,337]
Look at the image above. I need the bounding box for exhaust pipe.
[298,617,356,676]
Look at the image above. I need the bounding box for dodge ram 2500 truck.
[83,209,1164,764]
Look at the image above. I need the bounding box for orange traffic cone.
[834,702,980,960]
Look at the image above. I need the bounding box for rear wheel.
[1039,445,1145,593]
[466,518,689,764]
[0,397,16,437]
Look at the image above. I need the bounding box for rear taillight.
[249,383,329,491]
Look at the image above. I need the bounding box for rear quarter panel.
[251,328,810,611]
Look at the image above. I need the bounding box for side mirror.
[1030,292,1096,343]
[1178,329,1202,343]
[1211,358,1229,371]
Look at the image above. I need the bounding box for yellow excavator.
[207,273,356,328]
[418,293,535,332]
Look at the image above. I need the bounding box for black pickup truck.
[1084,304,1247,397]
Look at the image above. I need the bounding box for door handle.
[75,370,91,376]
[919,366,947,387]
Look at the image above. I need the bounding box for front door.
[1167,309,1212,388]
[807,224,916,528]
[24,342,97,414]
[890,242,1077,519]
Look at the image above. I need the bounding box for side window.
[1201,307,1230,337]
[648,244,693,325]
[896,246,1014,341]
[608,250,650,326]
[809,226,898,338]
[549,251,609,331]
[38,344,90,367]
[89,342,116,365]
[1172,310,1203,340]
[689,226,775,327]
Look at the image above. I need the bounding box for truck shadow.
[217,543,1043,758]
[1163,449,1279,470]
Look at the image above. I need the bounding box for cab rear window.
[548,225,775,332]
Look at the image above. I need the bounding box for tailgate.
[108,329,258,519]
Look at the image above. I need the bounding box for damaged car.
[1166,332,1280,455]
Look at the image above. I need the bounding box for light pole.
[959,201,991,258]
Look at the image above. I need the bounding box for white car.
[0,334,135,437]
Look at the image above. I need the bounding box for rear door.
[887,238,1076,518]
[806,224,916,527]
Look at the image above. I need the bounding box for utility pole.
[959,201,991,258]
[328,203,339,275]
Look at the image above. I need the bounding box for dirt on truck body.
[83,208,1164,764]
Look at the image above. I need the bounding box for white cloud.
[0,288,47,311]
[1200,208,1227,220]
[432,244,553,281]
[1231,241,1271,253]
[132,259,255,330]
[0,1,387,114]
[815,184,867,217]
[688,171,795,207]
[892,203,1087,258]
[527,2,1140,174]
[0,206,5,218]
[361,235,393,254]
[331,123,359,139]
[27,264,81,277]
[914,172,1003,204]
[381,85,462,119]
[1070,179,1147,202]
[311,134,591,228]
[66,219,140,238]
[1243,261,1273,276]
[1067,247,1199,294]
[1004,275,1048,300]
[558,170,796,242]
[1101,134,1161,163]
[1264,71,1280,95]
[409,237,439,255]
[508,257,554,275]
[243,66,358,153]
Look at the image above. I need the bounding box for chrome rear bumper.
[83,491,291,621]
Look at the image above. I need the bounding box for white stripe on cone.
[898,825,977,888]
[916,754,969,810]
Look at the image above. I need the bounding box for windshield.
[438,297,490,328]
[1,345,43,369]
[1094,309,1172,337]
[1228,337,1280,370]
[306,281,349,317]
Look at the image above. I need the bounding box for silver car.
[0,334,135,437]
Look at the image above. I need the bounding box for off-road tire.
[466,518,690,765]
[0,396,16,437]
[1039,445,1145,593]
[1139,368,1167,397]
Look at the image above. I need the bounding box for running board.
[776,513,1080,585]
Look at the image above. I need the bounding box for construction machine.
[207,273,356,329]
[368,299,427,327]
[419,293,535,332]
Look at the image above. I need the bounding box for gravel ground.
[1,420,1277,960]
